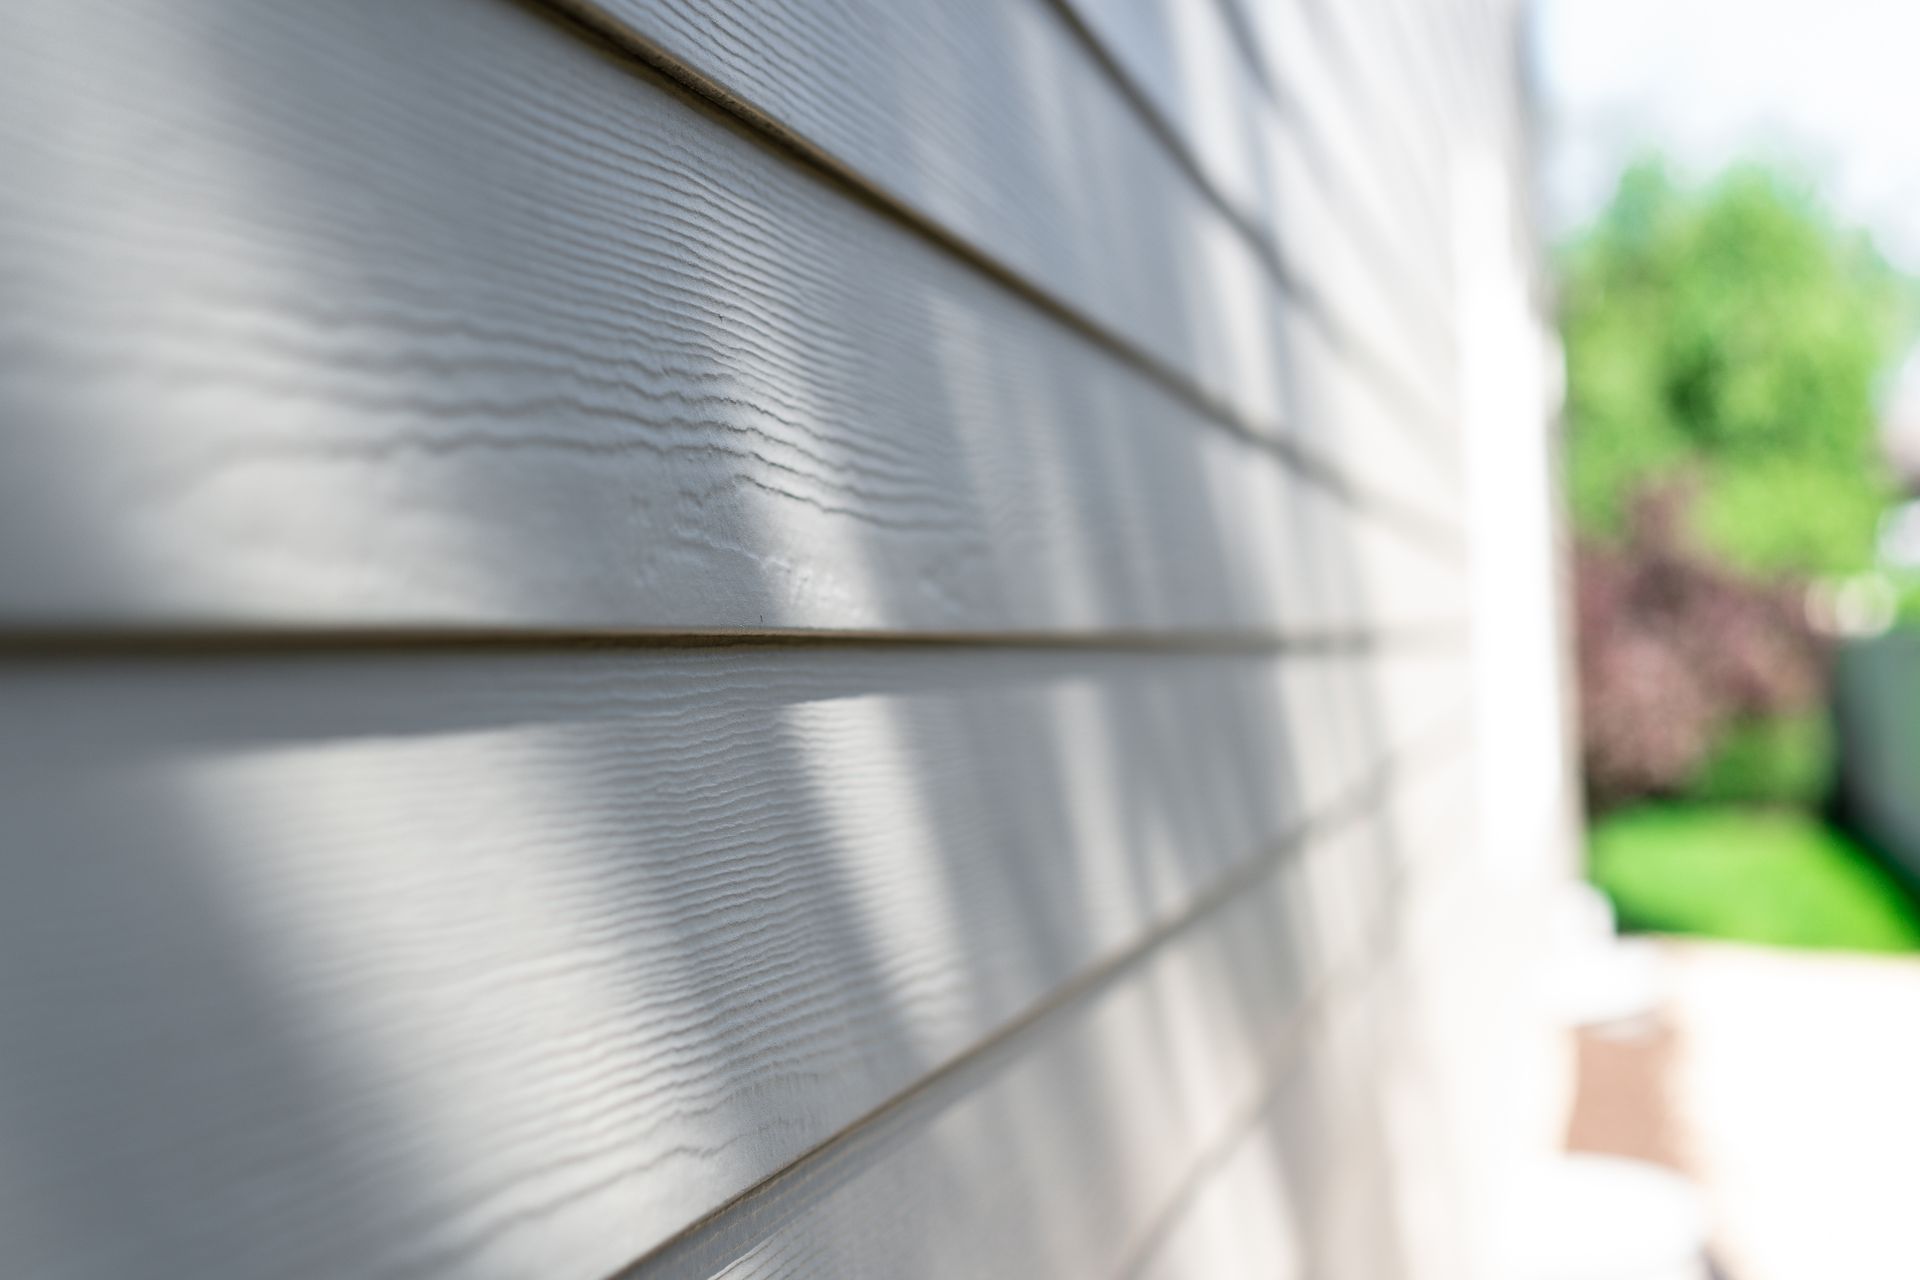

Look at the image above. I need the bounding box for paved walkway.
[1659,941,1920,1280]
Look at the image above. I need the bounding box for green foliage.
[1691,458,1892,577]
[1589,805,1920,952]
[1681,713,1834,807]
[1562,158,1909,576]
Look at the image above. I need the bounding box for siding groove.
[0,621,1470,661]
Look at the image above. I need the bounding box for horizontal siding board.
[1054,0,1457,404]
[549,0,1463,489]
[1378,0,1477,132]
[1128,993,1412,1280]
[0,645,1464,1280]
[1128,1085,1313,1280]
[1282,310,1463,550]
[1222,0,1457,303]
[1128,753,1485,1280]
[1294,0,1453,244]
[0,0,1456,634]
[652,766,1471,1279]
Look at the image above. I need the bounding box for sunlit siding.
[0,0,1565,1276]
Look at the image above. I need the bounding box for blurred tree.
[1576,483,1826,809]
[1562,158,1910,576]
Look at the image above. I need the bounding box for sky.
[1531,0,1920,270]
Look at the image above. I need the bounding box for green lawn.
[1589,805,1920,953]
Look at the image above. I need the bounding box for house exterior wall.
[0,1,1571,1275]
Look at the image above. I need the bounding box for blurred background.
[1536,1,1920,1275]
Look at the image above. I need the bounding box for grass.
[1589,804,1920,953]
[1681,712,1833,807]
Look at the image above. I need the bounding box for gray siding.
[0,0,1556,1276]
[0,0,1458,632]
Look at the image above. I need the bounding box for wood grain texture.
[639,758,1478,1279]
[0,0,1458,634]
[545,0,1465,493]
[0,644,1465,1280]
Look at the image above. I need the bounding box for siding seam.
[0,622,1473,661]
